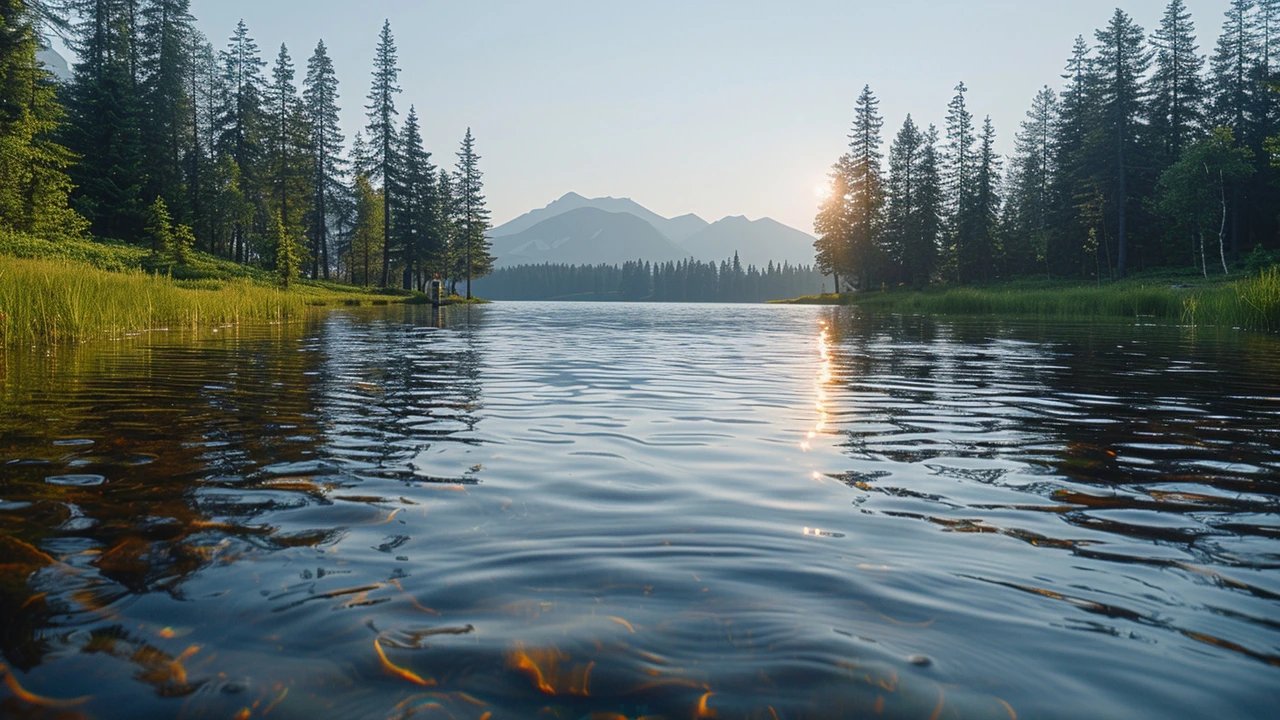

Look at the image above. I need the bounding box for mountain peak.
[493,193,707,244]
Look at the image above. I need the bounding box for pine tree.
[144,194,172,255]
[185,31,217,252]
[303,39,344,279]
[845,85,886,289]
[1092,9,1151,278]
[435,166,458,285]
[916,125,944,284]
[65,0,148,240]
[944,81,977,282]
[972,116,1002,282]
[1006,87,1058,276]
[813,154,852,291]
[1149,0,1206,165]
[1211,0,1261,133]
[1050,36,1101,278]
[216,19,265,262]
[884,115,938,287]
[453,127,492,298]
[363,19,400,287]
[0,0,86,239]
[274,212,300,287]
[264,42,311,271]
[394,106,439,290]
[138,0,194,217]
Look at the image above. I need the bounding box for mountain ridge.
[491,193,815,267]
[491,206,692,268]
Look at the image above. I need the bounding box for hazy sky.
[183,0,1233,232]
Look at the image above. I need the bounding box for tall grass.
[0,256,403,346]
[1183,267,1280,332]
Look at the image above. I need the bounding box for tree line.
[816,0,1280,291]
[474,256,825,303]
[0,0,494,294]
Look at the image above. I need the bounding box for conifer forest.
[0,0,494,294]
[815,0,1280,290]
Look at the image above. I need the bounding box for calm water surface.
[1,303,1278,719]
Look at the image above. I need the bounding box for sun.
[813,179,832,201]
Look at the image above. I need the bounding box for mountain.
[682,216,816,268]
[37,47,71,82]
[491,207,692,268]
[492,192,708,244]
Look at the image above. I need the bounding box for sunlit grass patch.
[0,255,408,346]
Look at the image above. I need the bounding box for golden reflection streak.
[0,663,91,708]
[373,637,434,687]
[927,685,946,720]
[804,321,834,472]
[695,691,718,718]
[608,616,637,633]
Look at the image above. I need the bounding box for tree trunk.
[1219,172,1231,276]
[1116,127,1128,279]
[1199,230,1207,278]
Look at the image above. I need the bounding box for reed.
[0,255,405,346]
[1182,267,1280,332]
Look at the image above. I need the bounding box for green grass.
[774,268,1280,333]
[0,233,417,346]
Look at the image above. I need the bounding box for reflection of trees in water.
[818,310,1280,667]
[0,308,489,688]
[0,320,349,672]
[821,309,1280,559]
[313,305,485,484]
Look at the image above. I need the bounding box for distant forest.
[0,0,493,294]
[474,257,825,303]
[816,0,1280,290]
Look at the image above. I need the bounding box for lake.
[1,303,1278,719]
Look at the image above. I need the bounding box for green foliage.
[303,39,346,280]
[1183,268,1280,331]
[349,174,384,286]
[453,127,493,298]
[1154,127,1254,275]
[362,20,401,288]
[170,222,195,264]
[1243,243,1280,275]
[274,213,300,287]
[814,2,1280,292]
[0,0,88,241]
[146,196,175,255]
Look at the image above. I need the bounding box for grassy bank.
[0,234,416,346]
[774,268,1280,333]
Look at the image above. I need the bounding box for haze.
[188,0,1232,233]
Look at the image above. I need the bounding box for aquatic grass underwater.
[0,255,407,345]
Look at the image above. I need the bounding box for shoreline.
[772,270,1279,333]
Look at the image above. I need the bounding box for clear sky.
[185,0,1233,233]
